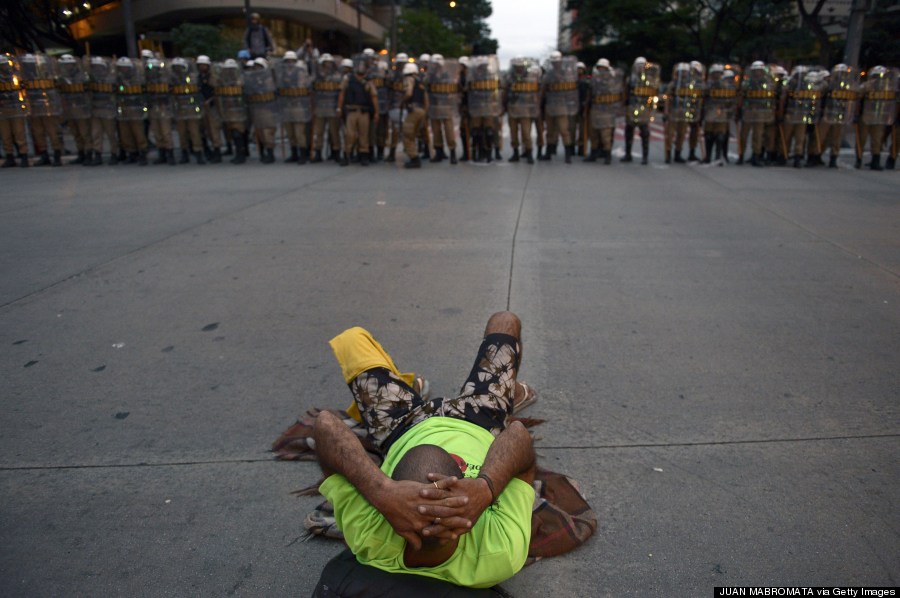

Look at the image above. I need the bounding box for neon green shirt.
[319,417,534,588]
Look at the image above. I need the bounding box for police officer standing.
[401,61,428,169]
[338,55,379,166]
[622,57,660,165]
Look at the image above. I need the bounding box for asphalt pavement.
[1,147,898,597]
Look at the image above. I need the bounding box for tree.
[796,0,834,66]
[170,23,243,61]
[0,0,78,53]
[566,0,801,72]
[404,0,497,55]
[397,8,466,57]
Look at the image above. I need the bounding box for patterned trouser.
[349,333,521,454]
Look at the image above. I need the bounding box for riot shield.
[467,55,500,119]
[115,61,146,121]
[741,67,777,124]
[212,63,247,123]
[0,54,28,119]
[427,58,460,119]
[275,60,312,123]
[669,63,704,123]
[89,57,117,119]
[368,59,390,114]
[313,60,342,118]
[20,54,63,117]
[244,66,279,128]
[170,58,203,120]
[589,67,624,129]
[703,69,738,124]
[57,58,91,120]
[627,62,660,125]
[822,66,860,125]
[144,58,173,119]
[783,66,823,125]
[861,68,898,127]
[544,56,578,117]
[505,57,540,119]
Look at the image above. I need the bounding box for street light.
[450,1,456,7]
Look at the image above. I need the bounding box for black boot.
[35,152,51,166]
[52,150,62,166]
[179,149,190,164]
[495,146,503,161]
[539,145,551,161]
[230,132,246,164]
[885,156,895,170]
[674,150,686,164]
[688,148,698,162]
[584,148,597,163]
[311,150,323,163]
[2,154,16,168]
[509,148,520,163]
[449,149,457,165]
[285,146,299,163]
[385,148,396,163]
[376,146,384,161]
[703,135,714,163]
[621,141,633,163]
[82,150,93,166]
[564,145,573,164]
[73,150,86,165]
[404,156,422,169]
[854,157,862,169]
[19,153,29,167]
[751,153,763,167]
[430,147,444,163]
[263,148,275,164]
[138,150,148,166]
[604,149,611,165]
[194,151,206,165]
[331,149,342,163]
[737,153,744,165]
[640,138,649,165]
[870,155,883,171]
[484,130,494,163]
[210,147,222,164]
[297,148,308,165]
[340,152,349,166]
[361,152,371,166]
[828,155,838,169]
[153,149,167,165]
[524,149,535,164]
[107,151,117,166]
[793,155,802,169]
[805,155,820,167]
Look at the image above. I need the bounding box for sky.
[487,0,560,66]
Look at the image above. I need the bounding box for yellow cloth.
[329,327,416,422]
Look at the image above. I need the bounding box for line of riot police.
[1,50,897,171]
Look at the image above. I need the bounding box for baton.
[855,123,862,161]
[814,122,822,156]
[778,124,788,160]
[737,121,745,158]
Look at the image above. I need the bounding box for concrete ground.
[1,146,898,597]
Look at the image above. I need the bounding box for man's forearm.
[479,421,535,498]
[314,411,390,505]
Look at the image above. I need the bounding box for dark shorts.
[348,333,521,453]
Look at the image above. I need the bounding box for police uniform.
[339,65,379,166]
[401,65,428,168]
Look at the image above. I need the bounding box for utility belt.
[709,88,736,99]
[171,84,199,95]
[117,84,143,95]
[829,89,858,101]
[470,80,499,91]
[58,83,87,93]
[789,90,819,100]
[632,86,657,97]
[344,104,372,114]
[866,90,896,101]
[407,102,424,110]
[675,88,703,98]
[314,82,342,91]
[216,86,243,96]
[91,82,115,93]
[593,93,624,104]
[745,89,776,99]
[369,78,385,88]
[279,87,310,97]
[430,83,459,94]
[25,79,55,90]
[547,81,577,92]
[247,92,276,103]
[511,82,539,93]
[0,82,21,92]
